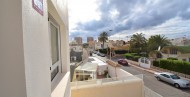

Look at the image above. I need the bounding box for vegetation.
[98,32,108,49]
[99,49,107,54]
[83,43,89,48]
[167,57,178,60]
[153,59,190,75]
[115,50,129,54]
[130,33,147,53]
[124,53,141,61]
[147,35,171,52]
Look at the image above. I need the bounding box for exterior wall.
[71,78,144,97]
[22,0,52,97]
[162,50,190,62]
[74,37,83,44]
[70,45,83,52]
[87,37,94,43]
[48,0,70,97]
[0,0,27,97]
[0,0,70,97]
[108,65,132,78]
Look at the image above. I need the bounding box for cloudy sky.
[69,0,190,42]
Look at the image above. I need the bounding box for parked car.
[97,52,100,56]
[99,53,105,57]
[93,51,98,54]
[118,59,128,66]
[154,72,190,88]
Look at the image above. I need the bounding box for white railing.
[144,86,163,97]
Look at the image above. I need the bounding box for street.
[94,54,190,97]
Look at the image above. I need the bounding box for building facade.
[74,37,83,44]
[87,37,94,43]
[0,0,70,97]
[170,37,190,46]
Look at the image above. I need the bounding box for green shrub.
[124,53,141,62]
[124,53,133,59]
[115,50,129,54]
[133,56,141,61]
[99,49,107,54]
[167,57,178,60]
[153,59,190,75]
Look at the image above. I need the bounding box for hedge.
[167,57,178,60]
[124,53,141,61]
[115,50,129,54]
[99,49,107,54]
[153,59,190,75]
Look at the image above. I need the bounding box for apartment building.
[87,37,94,43]
[70,41,83,62]
[170,37,190,46]
[0,0,70,97]
[74,37,83,44]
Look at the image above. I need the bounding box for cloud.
[69,0,190,42]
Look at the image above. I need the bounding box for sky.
[68,0,190,42]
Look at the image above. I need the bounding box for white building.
[170,37,190,46]
[0,0,70,97]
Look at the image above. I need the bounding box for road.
[94,54,190,97]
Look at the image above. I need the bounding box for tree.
[130,33,147,53]
[83,43,89,48]
[98,31,108,49]
[147,35,171,52]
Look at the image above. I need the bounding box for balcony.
[71,75,162,97]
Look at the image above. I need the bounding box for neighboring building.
[94,41,108,50]
[70,41,83,62]
[74,37,83,44]
[109,40,126,46]
[88,41,95,51]
[161,46,190,62]
[87,37,94,43]
[170,37,190,46]
[0,0,70,97]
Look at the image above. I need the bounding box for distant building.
[70,41,83,62]
[75,37,83,44]
[170,37,190,46]
[161,46,190,62]
[149,46,190,62]
[87,37,94,43]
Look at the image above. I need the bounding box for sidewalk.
[127,59,190,80]
[128,63,159,74]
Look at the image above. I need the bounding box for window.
[51,23,59,64]
[170,49,177,54]
[51,66,59,81]
[49,19,61,82]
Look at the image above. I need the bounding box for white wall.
[0,0,70,97]
[22,0,52,97]
[0,0,27,97]
[108,65,132,78]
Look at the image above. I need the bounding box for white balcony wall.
[108,65,132,78]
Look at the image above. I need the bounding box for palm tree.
[98,31,108,49]
[147,35,171,52]
[130,33,147,53]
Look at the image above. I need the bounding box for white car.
[154,72,190,88]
